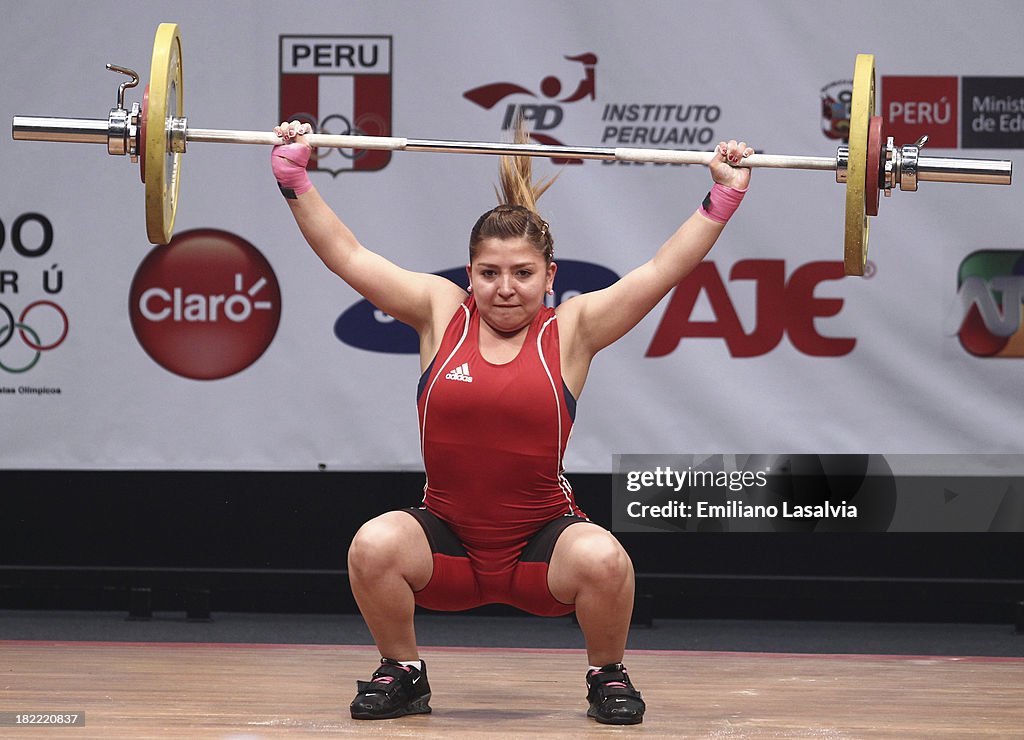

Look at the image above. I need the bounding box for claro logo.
[129,229,282,379]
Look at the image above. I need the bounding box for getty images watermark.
[612,454,1024,533]
[614,454,860,533]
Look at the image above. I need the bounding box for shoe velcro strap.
[590,670,630,687]
[355,664,412,697]
[595,685,641,700]
[356,678,404,698]
[372,663,412,682]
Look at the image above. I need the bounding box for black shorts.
[404,508,590,617]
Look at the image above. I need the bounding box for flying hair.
[496,117,558,211]
[469,116,558,264]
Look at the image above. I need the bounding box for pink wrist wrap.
[272,142,312,199]
[699,183,747,224]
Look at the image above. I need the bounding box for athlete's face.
[468,237,556,335]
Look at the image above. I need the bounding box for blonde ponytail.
[470,117,558,263]
[497,118,557,211]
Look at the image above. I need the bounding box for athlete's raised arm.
[271,121,465,339]
[557,139,753,365]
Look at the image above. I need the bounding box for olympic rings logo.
[0,300,69,373]
[289,112,373,163]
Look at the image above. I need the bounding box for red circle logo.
[129,229,282,380]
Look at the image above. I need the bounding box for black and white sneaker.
[586,662,645,725]
[350,657,432,720]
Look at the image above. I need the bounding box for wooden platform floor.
[1,641,1022,738]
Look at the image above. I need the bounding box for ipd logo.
[949,250,1024,357]
[463,53,597,165]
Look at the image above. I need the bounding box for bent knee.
[559,527,633,584]
[348,511,428,572]
[585,534,633,581]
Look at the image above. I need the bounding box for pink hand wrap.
[272,142,312,199]
[699,182,747,224]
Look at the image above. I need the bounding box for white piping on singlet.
[420,303,471,501]
[536,315,578,516]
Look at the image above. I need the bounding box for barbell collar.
[170,117,188,154]
[835,146,849,184]
[107,108,129,155]
[107,102,140,158]
[899,141,918,192]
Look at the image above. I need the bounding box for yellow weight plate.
[844,54,874,276]
[145,23,184,244]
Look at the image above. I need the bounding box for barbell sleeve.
[13,115,109,145]
[916,156,1013,186]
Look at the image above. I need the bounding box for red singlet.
[415,296,587,609]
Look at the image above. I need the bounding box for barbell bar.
[11,23,1014,276]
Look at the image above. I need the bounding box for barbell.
[11,23,1014,276]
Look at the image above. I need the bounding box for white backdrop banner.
[1,0,1022,471]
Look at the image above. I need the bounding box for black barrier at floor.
[1,470,1023,624]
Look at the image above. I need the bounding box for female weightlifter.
[271,120,752,725]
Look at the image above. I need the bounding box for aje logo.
[646,260,855,358]
[948,251,1024,357]
[129,229,282,379]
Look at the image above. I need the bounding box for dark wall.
[1,470,1022,623]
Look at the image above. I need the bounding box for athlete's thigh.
[508,515,592,616]
[405,507,485,611]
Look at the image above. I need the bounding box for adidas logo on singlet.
[444,362,474,383]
